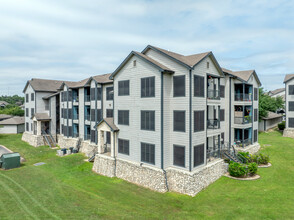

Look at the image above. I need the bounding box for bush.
[247,162,258,175]
[252,153,270,165]
[237,152,251,163]
[229,162,248,177]
[278,121,285,130]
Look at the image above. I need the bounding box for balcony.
[85,95,90,102]
[85,114,90,121]
[73,114,79,120]
[207,119,219,129]
[207,89,220,100]
[234,116,252,124]
[235,93,252,101]
[73,96,79,103]
[234,138,252,148]
[207,135,221,163]
[84,134,91,140]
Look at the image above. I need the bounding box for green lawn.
[0,131,294,219]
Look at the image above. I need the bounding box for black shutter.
[68,108,72,119]
[254,129,258,142]
[173,75,185,97]
[254,109,258,122]
[90,88,95,101]
[289,85,294,95]
[173,145,185,167]
[220,109,225,121]
[97,109,102,122]
[194,111,204,132]
[107,109,113,118]
[26,122,29,131]
[289,102,294,111]
[194,75,205,97]
[106,132,111,144]
[254,88,258,101]
[173,111,185,132]
[220,85,225,98]
[91,109,95,121]
[26,94,29,103]
[193,144,204,167]
[289,118,294,128]
[221,132,224,144]
[26,108,29,117]
[97,88,102,100]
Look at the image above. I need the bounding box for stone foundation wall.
[80,141,98,157]
[166,159,226,196]
[116,158,168,193]
[21,132,44,147]
[283,128,294,139]
[236,143,261,155]
[57,135,78,149]
[92,154,116,177]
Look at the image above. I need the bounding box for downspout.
[229,77,232,149]
[251,87,254,144]
[95,83,98,145]
[161,71,169,191]
[189,69,192,172]
[67,89,69,138]
[113,82,117,176]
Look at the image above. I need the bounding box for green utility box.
[0,153,21,170]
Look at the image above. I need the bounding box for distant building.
[0,101,9,108]
[258,112,283,131]
[283,74,294,138]
[268,88,285,100]
[0,116,25,134]
[0,114,12,121]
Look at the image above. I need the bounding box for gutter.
[189,69,192,172]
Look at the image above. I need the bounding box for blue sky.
[0,0,293,95]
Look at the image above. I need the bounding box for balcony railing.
[85,114,90,121]
[85,95,90,102]
[234,116,252,124]
[206,148,220,163]
[234,138,252,147]
[73,96,79,103]
[207,119,219,129]
[84,134,90,140]
[235,93,252,101]
[207,89,220,100]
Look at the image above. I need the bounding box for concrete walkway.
[0,145,12,157]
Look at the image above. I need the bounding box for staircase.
[221,142,242,163]
[42,130,56,148]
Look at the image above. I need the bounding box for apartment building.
[283,74,294,137]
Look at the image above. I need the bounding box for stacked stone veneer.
[22,132,44,147]
[283,128,294,139]
[92,154,227,196]
[57,134,78,148]
[235,143,261,155]
[80,141,98,157]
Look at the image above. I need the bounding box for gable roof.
[32,113,51,121]
[23,78,66,93]
[94,117,119,131]
[0,114,12,120]
[0,116,24,125]
[42,92,60,100]
[141,45,224,77]
[85,73,113,85]
[222,68,261,86]
[60,77,90,89]
[284,74,294,83]
[110,51,174,80]
[0,101,9,106]
[269,88,285,95]
[262,112,283,120]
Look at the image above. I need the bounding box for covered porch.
[31,113,51,135]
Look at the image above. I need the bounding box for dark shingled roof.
[222,67,261,86]
[0,116,24,125]
[32,113,51,120]
[284,74,294,83]
[25,78,65,92]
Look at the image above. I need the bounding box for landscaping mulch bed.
[223,172,260,180]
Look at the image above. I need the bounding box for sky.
[0,0,293,96]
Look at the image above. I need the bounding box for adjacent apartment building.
[283,74,294,138]
[22,45,261,196]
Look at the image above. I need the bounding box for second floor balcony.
[207,89,220,100]
[235,83,253,102]
[207,119,220,129]
[234,105,252,124]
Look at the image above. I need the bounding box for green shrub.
[229,162,248,177]
[251,153,270,165]
[237,152,251,163]
[247,162,258,175]
[278,121,285,130]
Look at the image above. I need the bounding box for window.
[26,122,29,131]
[254,129,258,142]
[91,109,95,121]
[221,132,224,145]
[106,87,113,100]
[68,126,72,137]
[289,85,294,95]
[61,92,64,102]
[141,142,155,164]
[90,88,95,101]
[45,100,49,110]
[173,75,185,97]
[90,130,96,143]
[97,87,102,100]
[173,111,185,132]
[68,91,72,102]
[220,85,225,98]
[118,80,130,96]
[289,102,294,111]
[61,108,64,118]
[26,108,29,117]
[97,109,102,122]
[220,109,225,122]
[68,108,72,119]
[31,93,34,101]
[141,111,155,131]
[118,139,129,155]
[254,109,258,122]
[26,94,29,103]
[106,132,111,144]
[61,125,64,135]
[289,118,294,128]
[194,144,204,167]
[194,75,205,97]
[31,108,34,117]
[107,109,113,118]
[207,62,209,69]
[141,77,155,97]
[194,111,205,132]
[173,145,185,167]
[133,60,136,67]
[118,110,129,125]
[254,88,258,101]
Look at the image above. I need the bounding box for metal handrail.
[207,119,219,129]
[235,93,252,101]
[234,116,252,124]
[207,89,220,100]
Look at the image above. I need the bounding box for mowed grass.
[0,131,294,219]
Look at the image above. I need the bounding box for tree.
[259,88,284,120]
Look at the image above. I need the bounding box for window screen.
[194,144,204,167]
[31,108,34,117]
[91,109,95,121]
[194,111,205,132]
[118,110,129,125]
[173,75,185,97]
[173,145,185,167]
[220,109,225,122]
[91,130,96,143]
[106,132,111,144]
[194,75,205,97]
[289,118,294,128]
[289,85,294,95]
[26,94,29,103]
[118,80,130,96]
[68,108,72,119]
[90,88,95,101]
[220,85,225,98]
[26,122,29,131]
[141,111,155,130]
[106,87,113,100]
[31,93,34,101]
[141,142,155,164]
[68,126,72,137]
[141,77,155,97]
[289,102,294,111]
[254,88,258,101]
[118,139,129,155]
[97,109,102,122]
[254,109,258,122]
[173,111,185,132]
[97,87,102,100]
[107,109,113,118]
[26,108,29,117]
